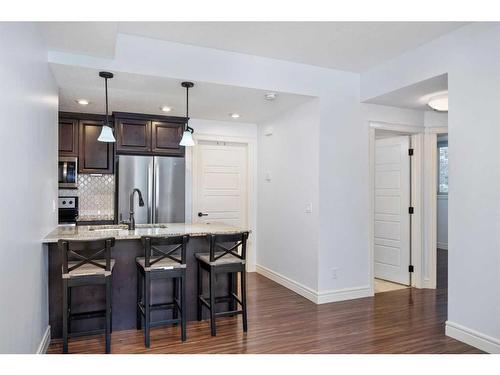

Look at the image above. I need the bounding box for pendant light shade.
[180,129,195,146]
[98,125,116,142]
[180,81,195,147]
[98,71,116,143]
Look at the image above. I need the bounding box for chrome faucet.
[124,188,144,230]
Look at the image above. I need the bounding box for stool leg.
[209,267,216,336]
[110,278,113,334]
[105,277,112,354]
[144,272,151,348]
[68,286,72,335]
[241,269,248,332]
[62,279,69,354]
[173,278,178,324]
[136,268,142,330]
[197,261,202,321]
[181,274,187,341]
[229,272,237,313]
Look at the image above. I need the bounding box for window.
[438,140,448,194]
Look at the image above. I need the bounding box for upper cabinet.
[116,117,151,154]
[58,112,114,174]
[58,118,79,157]
[78,119,114,174]
[151,121,184,156]
[114,112,185,156]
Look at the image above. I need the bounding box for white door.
[194,141,247,228]
[374,136,411,285]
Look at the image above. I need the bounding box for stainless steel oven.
[58,157,78,189]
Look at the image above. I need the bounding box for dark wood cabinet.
[151,121,184,155]
[116,118,151,153]
[78,119,114,174]
[58,118,79,156]
[114,112,185,156]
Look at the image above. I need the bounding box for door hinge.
[408,148,414,156]
[409,265,414,273]
[408,206,414,214]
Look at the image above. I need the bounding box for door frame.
[423,126,448,289]
[368,121,424,294]
[186,132,257,271]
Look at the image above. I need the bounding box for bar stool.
[196,232,249,336]
[136,235,189,348]
[59,237,115,354]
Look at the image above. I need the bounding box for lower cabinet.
[78,119,114,174]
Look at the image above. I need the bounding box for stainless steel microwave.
[58,157,78,189]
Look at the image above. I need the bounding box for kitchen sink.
[88,225,128,232]
[88,224,168,231]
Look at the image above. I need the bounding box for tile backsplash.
[60,174,115,221]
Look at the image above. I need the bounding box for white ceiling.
[41,22,468,72]
[365,74,448,110]
[51,63,313,123]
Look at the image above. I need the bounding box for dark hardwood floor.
[48,272,482,354]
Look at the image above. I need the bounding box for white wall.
[257,99,320,291]
[362,103,425,127]
[0,23,58,353]
[362,23,500,353]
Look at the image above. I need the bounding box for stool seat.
[195,252,246,266]
[62,259,115,279]
[136,256,186,271]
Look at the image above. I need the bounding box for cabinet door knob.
[198,212,208,217]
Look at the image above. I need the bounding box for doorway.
[192,140,248,228]
[436,134,448,289]
[369,123,424,294]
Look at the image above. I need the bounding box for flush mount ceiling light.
[76,99,90,106]
[179,82,195,147]
[264,92,277,101]
[230,113,241,119]
[97,71,116,143]
[160,106,172,112]
[428,94,448,112]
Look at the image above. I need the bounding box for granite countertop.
[42,223,248,244]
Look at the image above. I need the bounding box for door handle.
[198,212,208,217]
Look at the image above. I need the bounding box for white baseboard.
[255,264,317,303]
[437,242,448,250]
[36,325,51,354]
[256,264,372,305]
[446,321,500,353]
[317,285,372,304]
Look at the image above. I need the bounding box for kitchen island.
[43,223,248,339]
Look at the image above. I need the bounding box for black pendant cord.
[182,82,194,133]
[99,71,114,127]
[105,77,109,126]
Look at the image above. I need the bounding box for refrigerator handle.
[148,159,154,224]
[155,158,159,224]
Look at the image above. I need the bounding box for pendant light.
[179,81,195,147]
[98,71,116,143]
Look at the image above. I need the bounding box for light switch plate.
[305,203,313,213]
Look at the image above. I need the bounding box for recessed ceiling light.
[230,113,240,119]
[160,106,172,112]
[76,99,90,106]
[428,94,448,112]
[265,92,277,101]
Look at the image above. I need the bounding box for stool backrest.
[59,237,115,275]
[207,232,249,263]
[141,235,189,268]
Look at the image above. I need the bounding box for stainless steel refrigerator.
[117,155,185,224]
